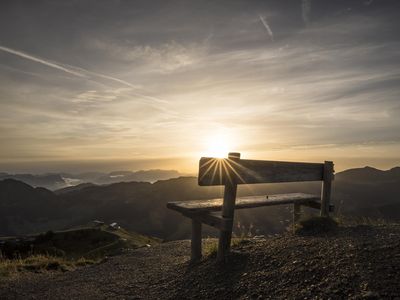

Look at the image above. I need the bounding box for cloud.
[88,39,208,73]
[1,0,399,170]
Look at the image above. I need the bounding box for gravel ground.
[1,224,400,299]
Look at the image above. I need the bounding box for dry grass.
[334,215,394,226]
[202,236,250,258]
[202,239,218,257]
[0,252,97,279]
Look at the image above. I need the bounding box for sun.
[203,132,233,158]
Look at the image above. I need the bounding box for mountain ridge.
[1,166,400,238]
[0,169,183,190]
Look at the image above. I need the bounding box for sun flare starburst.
[202,131,233,158]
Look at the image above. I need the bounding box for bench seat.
[167,192,333,214]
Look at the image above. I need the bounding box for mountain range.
[1,166,400,239]
[0,169,182,190]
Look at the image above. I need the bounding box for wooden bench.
[167,152,334,262]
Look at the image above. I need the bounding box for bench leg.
[191,219,202,261]
[293,203,301,224]
[321,161,334,217]
[217,229,232,262]
[217,179,237,263]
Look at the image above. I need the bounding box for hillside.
[0,225,159,261]
[2,166,400,239]
[1,223,399,299]
[0,179,67,235]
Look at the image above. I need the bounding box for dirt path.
[1,224,400,299]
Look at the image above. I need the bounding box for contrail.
[0,45,86,78]
[302,0,311,25]
[0,45,135,88]
[0,45,170,104]
[258,15,274,41]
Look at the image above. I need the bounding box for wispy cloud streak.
[258,15,274,41]
[0,45,135,88]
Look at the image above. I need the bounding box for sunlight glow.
[202,131,233,158]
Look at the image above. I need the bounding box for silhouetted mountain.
[54,183,96,195]
[92,169,181,185]
[335,166,400,183]
[0,179,67,235]
[0,169,182,190]
[1,166,400,239]
[333,166,400,217]
[0,173,66,190]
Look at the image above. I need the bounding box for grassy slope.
[0,225,159,278]
[32,225,159,259]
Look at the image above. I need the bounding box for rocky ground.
[1,224,400,299]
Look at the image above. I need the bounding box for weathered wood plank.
[167,193,321,213]
[198,157,324,186]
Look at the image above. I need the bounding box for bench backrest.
[198,157,325,186]
[197,153,334,261]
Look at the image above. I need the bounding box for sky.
[0,0,400,173]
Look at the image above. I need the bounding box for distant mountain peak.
[363,166,379,170]
[0,178,33,188]
[336,165,400,183]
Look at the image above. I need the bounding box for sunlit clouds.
[0,1,399,173]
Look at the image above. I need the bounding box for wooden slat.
[167,193,320,214]
[198,157,324,186]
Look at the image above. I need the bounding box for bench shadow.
[169,250,249,299]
